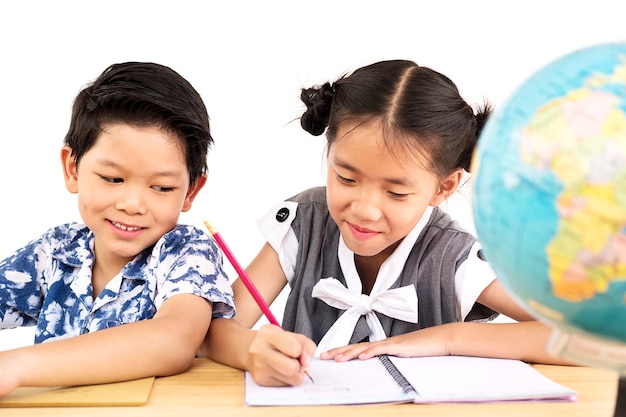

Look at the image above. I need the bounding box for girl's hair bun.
[300,82,334,136]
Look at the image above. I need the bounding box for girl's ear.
[61,146,79,194]
[430,169,463,206]
[181,173,207,212]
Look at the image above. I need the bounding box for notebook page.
[244,357,416,406]
[389,356,577,403]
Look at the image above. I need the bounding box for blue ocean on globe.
[472,43,626,366]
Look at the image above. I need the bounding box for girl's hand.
[248,324,317,387]
[320,325,454,361]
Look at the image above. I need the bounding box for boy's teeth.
[114,222,140,231]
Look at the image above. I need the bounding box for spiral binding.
[378,355,418,395]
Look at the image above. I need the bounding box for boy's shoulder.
[151,223,213,255]
[160,223,206,242]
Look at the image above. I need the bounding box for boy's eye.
[100,175,123,184]
[152,186,174,193]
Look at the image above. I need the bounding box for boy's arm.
[0,293,212,397]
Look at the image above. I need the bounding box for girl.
[202,59,569,387]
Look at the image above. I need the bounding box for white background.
[1,0,624,348]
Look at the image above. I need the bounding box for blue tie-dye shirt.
[0,223,235,343]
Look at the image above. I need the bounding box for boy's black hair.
[64,62,212,186]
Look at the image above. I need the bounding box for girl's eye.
[100,175,123,184]
[336,174,355,184]
[389,191,410,200]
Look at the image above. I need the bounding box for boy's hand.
[0,351,22,397]
[248,324,316,387]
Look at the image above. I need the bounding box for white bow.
[312,277,418,356]
[311,207,431,357]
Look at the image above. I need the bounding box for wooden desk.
[1,358,619,416]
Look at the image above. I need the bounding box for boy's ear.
[181,173,207,212]
[61,146,79,194]
[430,169,463,206]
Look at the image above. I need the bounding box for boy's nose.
[115,187,147,215]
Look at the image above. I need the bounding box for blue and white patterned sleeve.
[151,225,235,319]
[0,233,49,328]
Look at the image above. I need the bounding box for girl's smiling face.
[326,119,458,258]
[62,123,205,271]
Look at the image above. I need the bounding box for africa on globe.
[472,43,626,372]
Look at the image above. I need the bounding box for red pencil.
[202,219,314,383]
[203,219,280,325]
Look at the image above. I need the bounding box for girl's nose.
[351,190,382,221]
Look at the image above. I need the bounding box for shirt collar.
[338,205,434,293]
[52,223,152,281]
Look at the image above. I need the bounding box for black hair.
[64,62,212,186]
[300,60,491,178]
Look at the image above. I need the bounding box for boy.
[0,62,234,396]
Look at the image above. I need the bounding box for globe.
[472,42,626,376]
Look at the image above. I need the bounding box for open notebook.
[244,355,577,406]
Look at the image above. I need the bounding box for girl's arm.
[321,280,572,365]
[0,292,211,397]
[199,243,317,386]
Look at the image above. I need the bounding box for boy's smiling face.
[61,123,205,271]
